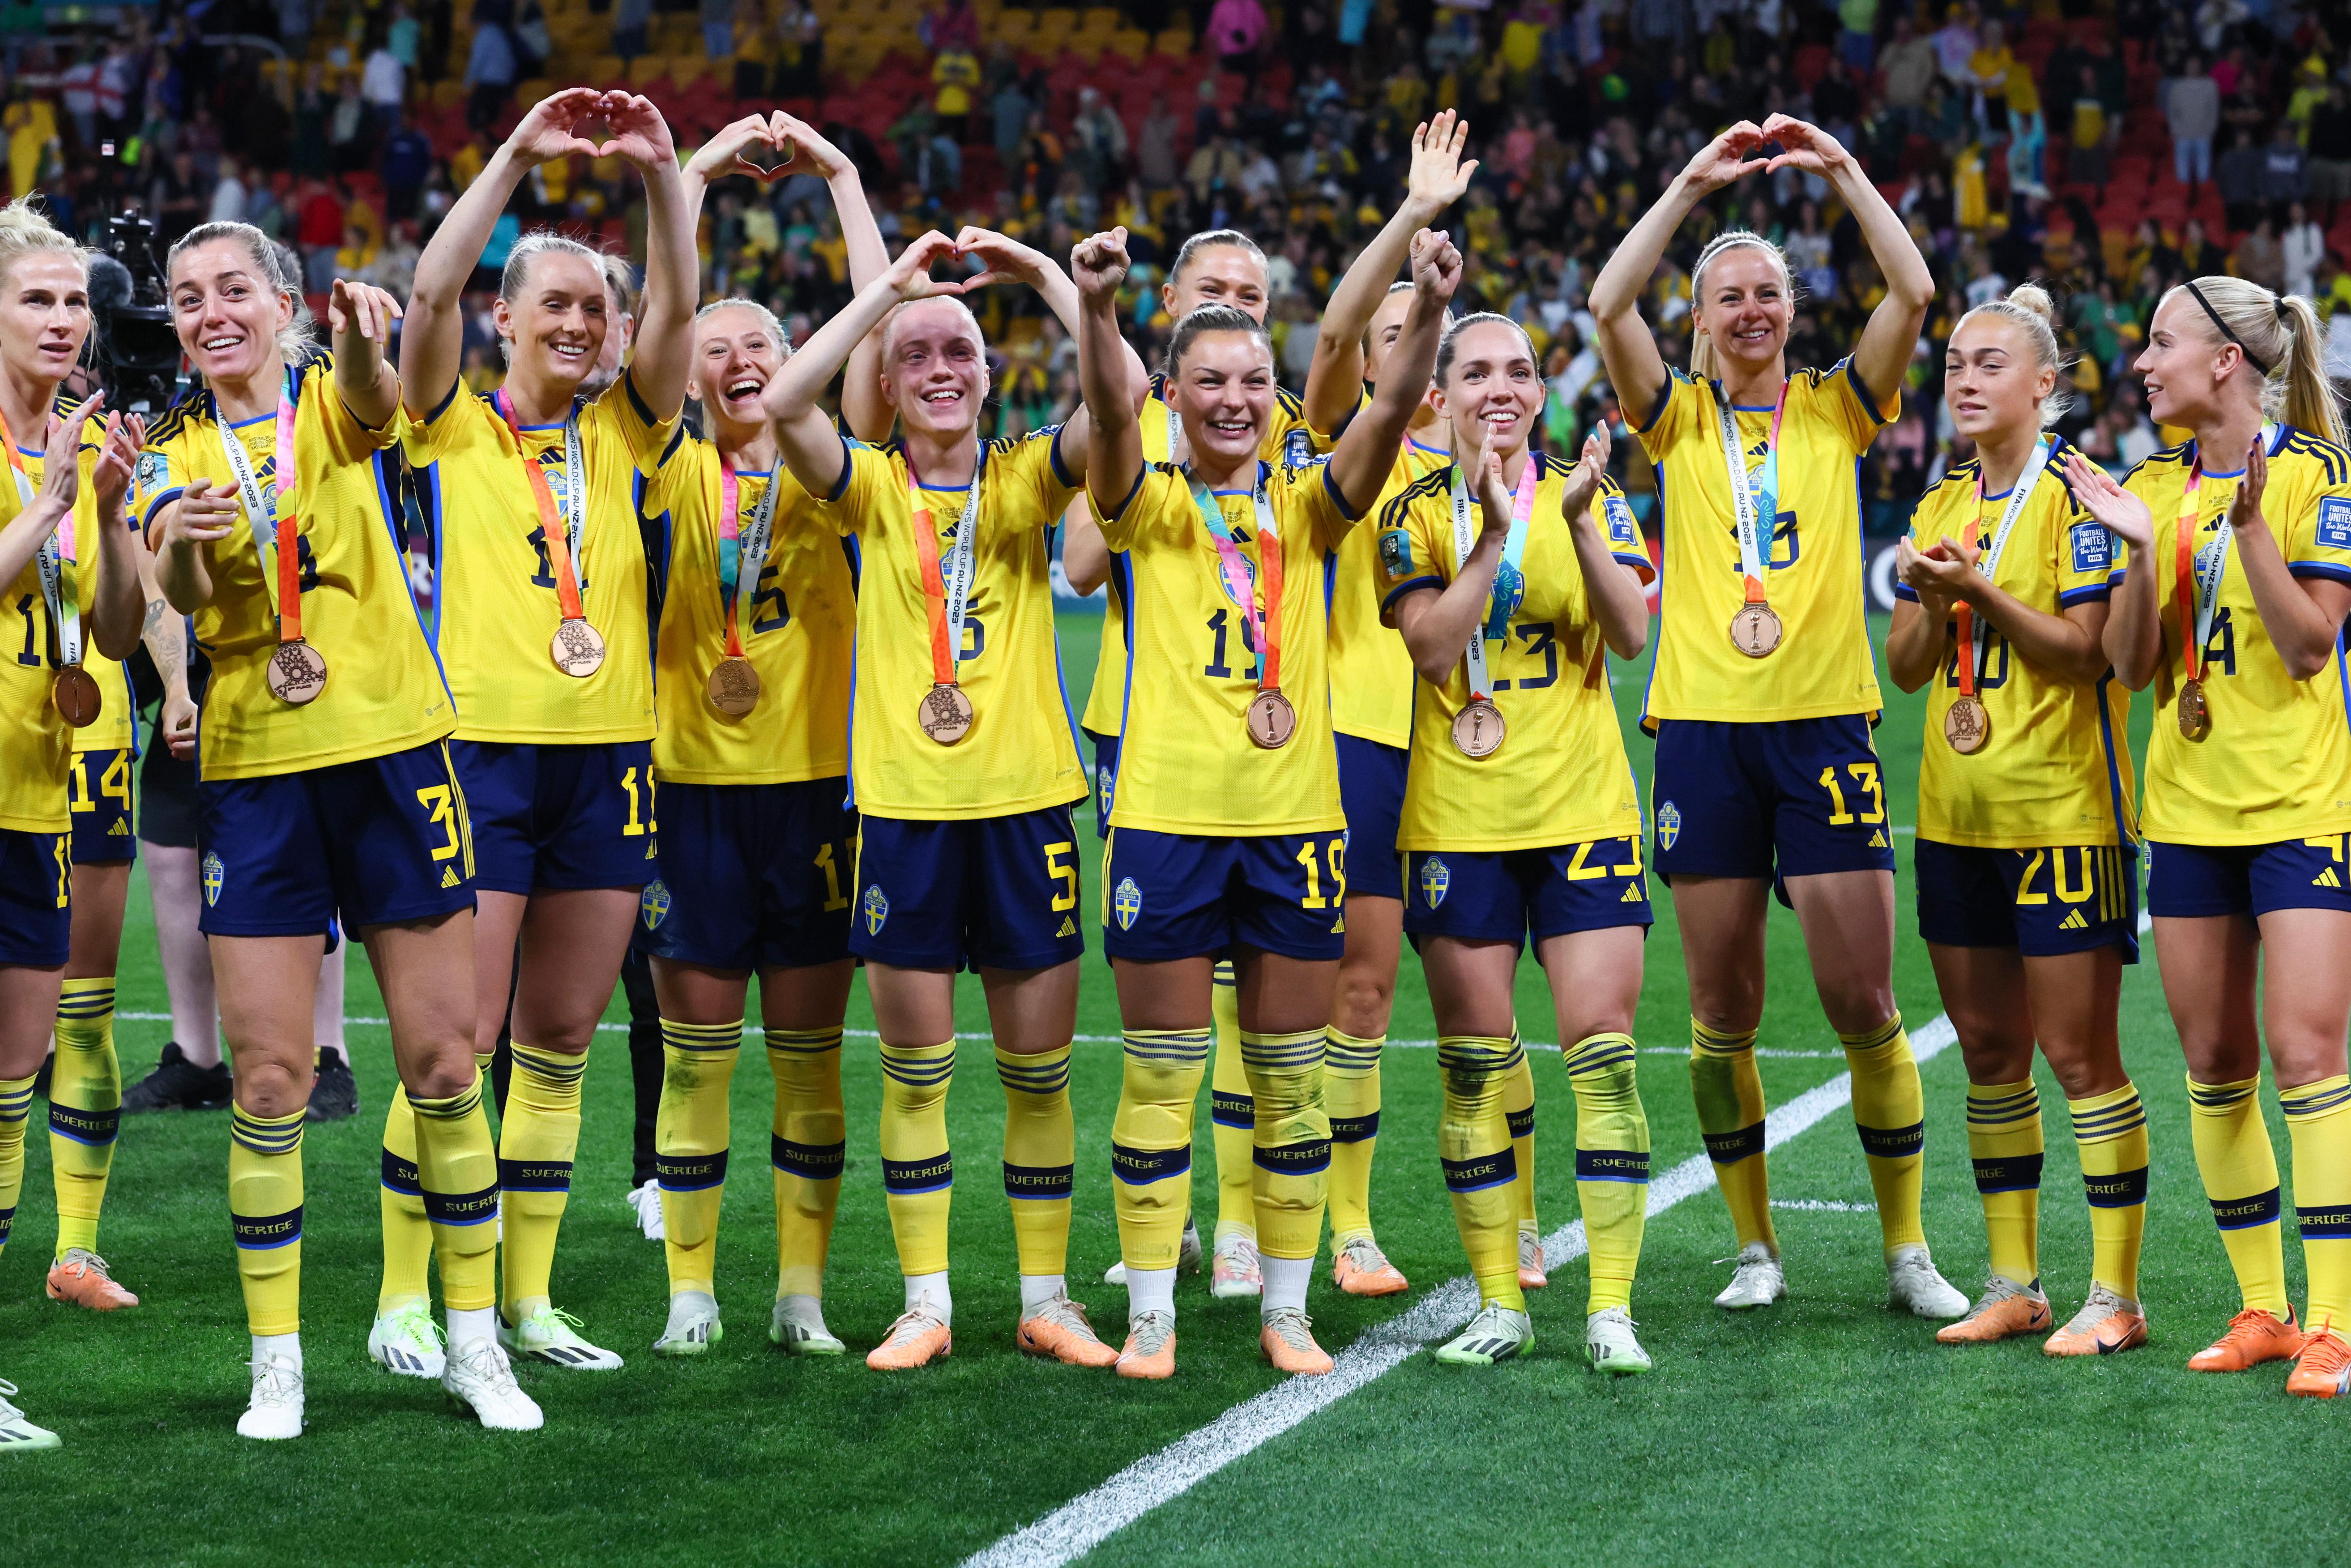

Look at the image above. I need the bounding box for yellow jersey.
[1375,455,1652,850]
[1900,442,2136,849]
[1079,375,1319,740]
[1331,431,1450,748]
[1098,451,1358,835]
[2123,429,2351,845]
[1632,359,1894,727]
[646,430,853,786]
[825,429,1087,820]
[137,357,446,780]
[405,372,679,745]
[0,414,104,832]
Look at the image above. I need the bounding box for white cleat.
[368,1301,447,1379]
[1211,1231,1264,1299]
[1585,1307,1653,1374]
[501,1305,625,1371]
[236,1353,305,1440]
[1433,1302,1534,1367]
[443,1336,544,1431]
[626,1178,666,1241]
[654,1290,724,1356]
[0,1380,60,1451]
[1885,1244,1971,1320]
[1105,1218,1201,1285]
[1713,1241,1787,1310]
[771,1294,846,1356]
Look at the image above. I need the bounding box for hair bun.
[2003,282,2056,326]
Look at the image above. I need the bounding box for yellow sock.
[1210,962,1253,1242]
[1111,1028,1209,1269]
[410,1070,500,1312]
[229,1105,305,1335]
[1241,1028,1330,1261]
[498,1042,587,1316]
[997,1042,1074,1280]
[2279,1075,2351,1329]
[1566,1033,1649,1314]
[1690,1019,1777,1252]
[2187,1074,2288,1318]
[1503,1033,1538,1237]
[768,1026,844,1301]
[1841,1014,1927,1254]
[1438,1036,1524,1311]
[1965,1077,2043,1285]
[48,976,121,1257]
[878,1039,955,1278]
[657,1020,740,1298]
[2070,1081,2148,1300]
[1323,1028,1382,1246]
[0,1072,32,1263]
[377,1085,432,1311]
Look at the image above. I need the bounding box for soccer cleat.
[1117,1310,1177,1380]
[771,1295,846,1356]
[1104,1218,1200,1286]
[1518,1228,1548,1290]
[305,1047,359,1122]
[1434,1302,1533,1367]
[865,1298,952,1370]
[501,1306,625,1371]
[2285,1322,2351,1398]
[1936,1275,2051,1344]
[1259,1307,1333,1375]
[0,1380,60,1451]
[1331,1235,1409,1297]
[654,1290,723,1357]
[443,1335,544,1431]
[368,1301,447,1379]
[120,1041,233,1113]
[626,1178,666,1241]
[236,1353,305,1440]
[2044,1284,2148,1357]
[1017,1294,1121,1367]
[1585,1307,1653,1374]
[1713,1241,1786,1310]
[1211,1231,1264,1299]
[2188,1305,2304,1373]
[1885,1245,1970,1319]
[45,1249,138,1311]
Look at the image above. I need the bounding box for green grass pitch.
[5,609,2347,1565]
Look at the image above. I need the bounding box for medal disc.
[265,639,329,706]
[706,656,761,718]
[2178,677,2211,742]
[1246,689,1297,750]
[1729,601,1784,658]
[551,617,607,678]
[51,665,102,727]
[1451,698,1505,758]
[1943,693,1990,754]
[918,682,975,745]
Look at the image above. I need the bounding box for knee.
[234,1059,313,1120]
[1822,980,1898,1038]
[406,1049,479,1103]
[1332,971,1394,1036]
[526,1022,599,1055]
[1559,1002,1639,1045]
[1688,974,1764,1035]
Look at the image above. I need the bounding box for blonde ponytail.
[2277,294,2345,447]
[2167,275,2348,447]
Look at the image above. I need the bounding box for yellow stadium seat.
[515,77,555,107]
[587,55,624,85]
[628,55,668,86]
[1107,27,1148,59]
[1151,26,1192,54]
[431,77,466,109]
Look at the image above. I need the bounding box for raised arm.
[328,279,404,429]
[2063,451,2162,689]
[604,93,694,420]
[1325,228,1460,515]
[85,404,148,661]
[1073,227,1144,526]
[1557,424,1648,660]
[2223,438,2351,681]
[781,114,899,443]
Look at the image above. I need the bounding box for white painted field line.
[964,1013,1958,1568]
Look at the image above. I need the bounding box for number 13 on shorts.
[1818,762,1885,827]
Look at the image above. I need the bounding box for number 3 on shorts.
[1816,762,1885,828]
[1296,836,1347,909]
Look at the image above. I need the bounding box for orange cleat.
[2186,1305,2302,1373]
[864,1302,952,1370]
[2286,1322,2351,1398]
[46,1250,138,1311]
[1935,1277,2050,1344]
[1518,1228,1548,1290]
[1017,1296,1120,1367]
[1260,1307,1333,1376]
[2044,1284,2148,1357]
[1331,1236,1408,1298]
[1116,1311,1177,1380]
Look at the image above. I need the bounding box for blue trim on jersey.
[1854,457,1883,705]
[2056,584,2111,606]
[2291,562,2351,585]
[1108,549,1138,823]
[1638,459,1667,728]
[2336,628,2350,737]
[224,410,273,430]
[824,432,856,504]
[423,462,446,649]
[2093,670,2133,852]
[842,534,863,811]
[424,377,463,425]
[1047,423,1076,491]
[1841,356,1886,426]
[375,448,455,707]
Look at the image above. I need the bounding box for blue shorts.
[451,739,658,895]
[1651,716,1897,897]
[2146,836,2351,920]
[0,829,70,965]
[68,748,136,865]
[196,741,476,938]
[636,779,857,972]
[1403,837,1654,947]
[1337,733,1408,902]
[1086,729,1118,841]
[1101,826,1349,963]
[853,804,1085,971]
[1915,839,2140,960]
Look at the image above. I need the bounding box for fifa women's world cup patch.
[1379,528,1414,578]
[2069,521,2113,574]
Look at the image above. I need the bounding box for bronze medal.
[264,639,329,706]
[1246,689,1297,750]
[51,665,102,727]
[1451,698,1505,758]
[919,681,975,745]
[1729,601,1784,658]
[706,655,760,718]
[551,617,607,678]
[2178,677,2211,741]
[1943,692,1989,754]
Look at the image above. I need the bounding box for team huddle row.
[4,91,2351,1451]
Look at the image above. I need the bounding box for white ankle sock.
[252,1331,302,1370]
[1126,1265,1177,1320]
[1261,1255,1312,1315]
[1019,1273,1066,1315]
[904,1270,951,1321]
[446,1306,495,1347]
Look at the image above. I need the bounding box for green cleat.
[1435,1302,1533,1367]
[1585,1307,1652,1374]
[654,1290,723,1356]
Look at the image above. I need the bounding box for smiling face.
[1943,312,2053,444]
[169,237,293,387]
[1693,246,1791,375]
[1433,320,1544,462]
[1165,242,1270,324]
[2133,291,2242,429]
[688,303,787,435]
[0,250,91,399]
[493,248,609,395]
[1171,328,1276,467]
[881,297,987,441]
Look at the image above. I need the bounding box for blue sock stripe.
[772,1135,846,1178]
[511,1046,588,1085]
[1703,1124,1766,1164]
[422,1183,500,1225]
[2210,1187,2282,1230]
[231,1205,303,1249]
[881,1152,952,1194]
[230,1113,304,1156]
[2083,1166,2150,1208]
[381,1149,423,1195]
[1441,1147,1518,1192]
[656,1149,730,1191]
[1838,1015,1905,1053]
[996,1057,1072,1093]
[2187,1079,2258,1109]
[1253,1138,1332,1175]
[1210,1091,1255,1128]
[1563,1034,1637,1075]
[2281,1082,2351,1118]
[409,1082,483,1121]
[1323,1034,1384,1072]
[1123,1031,1210,1065]
[47,1101,120,1145]
[1004,1160,1075,1199]
[1211,960,1237,985]
[1691,1025,1758,1057]
[1110,1141,1191,1184]
[1972,1152,2044,1194]
[1329,1111,1379,1143]
[497,1156,572,1193]
[1505,1105,1534,1139]
[1858,1119,1926,1159]
[1576,1147,1651,1183]
[765,1031,844,1055]
[2295,1202,2351,1238]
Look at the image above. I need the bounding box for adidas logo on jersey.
[2058,910,2089,930]
[1869,829,1889,848]
[2318,867,2345,890]
[1055,915,1076,937]
[440,867,461,890]
[1621,884,1643,903]
[107,819,128,835]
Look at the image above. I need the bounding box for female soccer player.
[1589,116,1967,1318]
[0,197,145,1449]
[1074,222,1458,1379]
[1886,286,2146,1354]
[2064,276,2351,1397]
[763,228,1138,1371]
[391,87,696,1374]
[1378,313,1657,1371]
[143,222,528,1437]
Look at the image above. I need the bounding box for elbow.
[2286,643,2336,684]
[1606,619,1647,662]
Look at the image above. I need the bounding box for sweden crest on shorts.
[201,850,224,907]
[863,884,889,935]
[639,878,672,931]
[1656,801,1681,851]
[1113,876,1142,931]
[1418,855,1449,910]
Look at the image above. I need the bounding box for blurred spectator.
[2216,126,2265,231]
[932,44,979,146]
[2261,119,2308,213]
[362,43,407,143]
[2283,201,2323,300]
[701,0,736,62]
[151,147,204,245]
[208,154,246,224]
[775,0,824,96]
[614,0,652,61]
[2165,54,2219,191]
[923,0,980,56]
[2312,81,2351,225]
[2234,216,2284,295]
[464,3,518,132]
[1880,14,1936,125]
[380,114,434,223]
[1207,0,1268,85]
[1930,5,1976,86]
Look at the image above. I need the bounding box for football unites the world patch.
[2069,521,2112,574]
[2319,495,2351,551]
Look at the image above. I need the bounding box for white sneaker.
[770,1294,846,1356]
[626,1178,666,1241]
[368,1301,447,1379]
[236,1353,305,1440]
[500,1305,625,1370]
[1211,1231,1263,1299]
[443,1335,543,1431]
[654,1290,723,1356]
[1433,1302,1533,1366]
[1105,1218,1202,1285]
[1886,1244,1970,1320]
[0,1380,60,1451]
[1713,1241,1786,1310]
[1586,1307,1653,1374]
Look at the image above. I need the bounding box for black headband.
[2182,280,2274,376]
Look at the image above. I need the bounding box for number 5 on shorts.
[1817,762,1885,827]
[1044,841,1079,911]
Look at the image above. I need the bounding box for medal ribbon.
[1715,381,1789,607]
[495,391,589,625]
[715,454,781,660]
[0,405,81,668]
[1446,455,1542,703]
[216,369,305,644]
[2174,426,2271,690]
[1187,465,1285,693]
[1953,434,2054,701]
[905,443,984,686]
